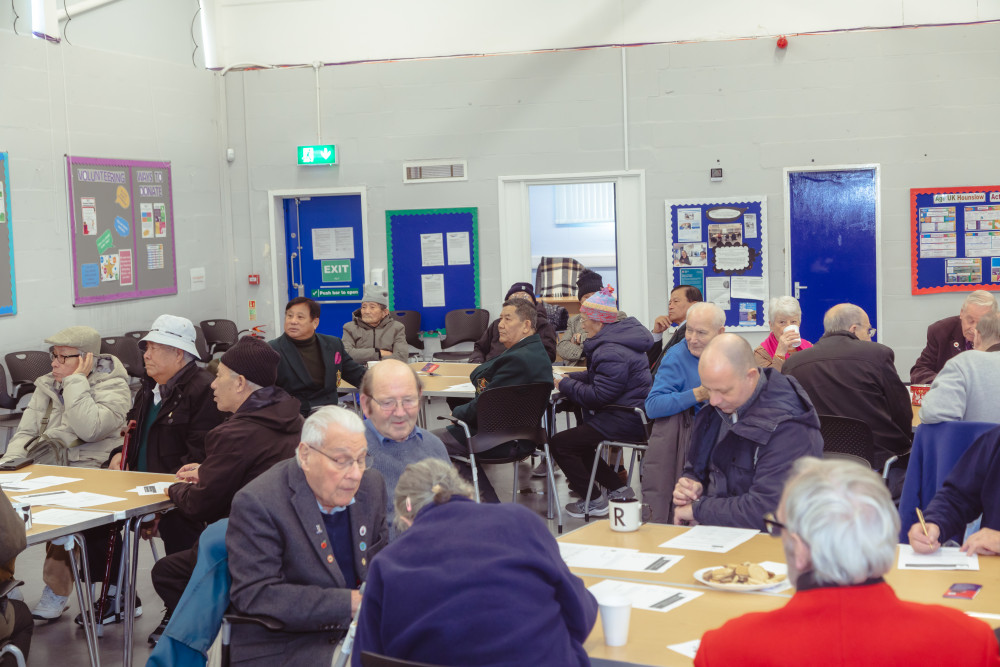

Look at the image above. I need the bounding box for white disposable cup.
[609,498,642,532]
[783,324,801,345]
[599,595,632,647]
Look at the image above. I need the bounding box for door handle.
[794,282,808,300]
[290,252,300,289]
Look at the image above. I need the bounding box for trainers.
[148,610,171,646]
[565,495,609,518]
[32,586,70,621]
[608,486,637,502]
[74,595,142,626]
[531,459,557,478]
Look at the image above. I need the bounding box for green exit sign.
[322,259,351,282]
[297,144,337,166]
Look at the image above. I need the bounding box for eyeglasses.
[763,512,787,537]
[307,446,373,472]
[50,352,82,364]
[853,324,877,338]
[369,396,420,412]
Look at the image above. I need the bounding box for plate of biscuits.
[694,561,787,591]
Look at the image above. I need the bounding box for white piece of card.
[11,489,75,504]
[0,473,31,486]
[421,274,446,308]
[2,476,82,493]
[668,639,701,659]
[659,525,760,553]
[587,579,702,613]
[127,482,174,496]
[30,508,112,526]
[446,232,471,265]
[420,233,445,267]
[897,545,979,571]
[15,491,125,509]
[446,382,476,392]
[559,543,683,574]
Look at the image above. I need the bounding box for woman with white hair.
[350,459,597,667]
[754,295,813,370]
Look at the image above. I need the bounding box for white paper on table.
[445,382,476,392]
[730,276,767,302]
[30,508,112,526]
[897,545,979,571]
[16,491,125,509]
[559,543,683,574]
[11,489,76,504]
[659,525,760,553]
[967,612,1000,621]
[127,482,174,496]
[420,233,445,267]
[0,473,30,486]
[446,232,471,265]
[2,476,83,493]
[421,274,446,308]
[587,579,702,613]
[668,639,701,659]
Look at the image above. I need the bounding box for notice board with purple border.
[67,156,177,305]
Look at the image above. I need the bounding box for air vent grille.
[403,160,468,184]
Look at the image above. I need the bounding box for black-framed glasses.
[763,512,787,537]
[307,446,372,472]
[50,352,82,364]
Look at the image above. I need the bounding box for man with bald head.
[359,360,450,538]
[782,303,911,482]
[673,334,822,530]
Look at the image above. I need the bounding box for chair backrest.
[471,382,552,454]
[360,651,443,667]
[440,309,489,350]
[3,351,51,400]
[124,330,149,342]
[0,364,17,410]
[818,414,876,467]
[200,319,240,355]
[392,310,423,350]
[100,336,145,379]
[192,326,213,363]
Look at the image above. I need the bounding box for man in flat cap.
[146,336,304,645]
[342,285,408,363]
[0,326,131,621]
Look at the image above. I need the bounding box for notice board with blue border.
[910,185,1000,294]
[386,208,480,332]
[0,153,15,316]
[665,196,769,331]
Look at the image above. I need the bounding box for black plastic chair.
[200,319,239,356]
[438,382,562,529]
[124,330,149,343]
[0,579,26,667]
[392,311,424,358]
[100,336,145,380]
[0,365,23,446]
[584,406,653,522]
[433,309,489,362]
[220,609,285,667]
[3,351,50,402]
[818,414,898,479]
[360,652,442,667]
[192,326,213,364]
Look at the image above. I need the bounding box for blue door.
[282,194,366,337]
[787,168,879,341]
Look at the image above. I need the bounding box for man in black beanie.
[468,282,558,363]
[146,337,305,645]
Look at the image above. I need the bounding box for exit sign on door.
[321,259,351,282]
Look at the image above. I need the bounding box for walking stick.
[95,418,137,624]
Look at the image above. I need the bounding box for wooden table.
[560,521,1000,666]
[4,464,176,667]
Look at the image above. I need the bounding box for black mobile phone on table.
[0,458,34,471]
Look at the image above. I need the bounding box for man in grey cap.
[342,284,408,363]
[0,326,131,621]
[77,315,225,625]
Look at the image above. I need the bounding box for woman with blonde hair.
[351,459,597,666]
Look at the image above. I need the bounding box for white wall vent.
[403,159,468,184]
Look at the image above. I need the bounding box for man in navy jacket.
[674,334,823,530]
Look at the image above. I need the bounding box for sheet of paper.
[677,208,703,242]
[420,233,445,267]
[897,545,979,571]
[559,543,683,574]
[312,227,354,260]
[127,482,174,496]
[659,525,760,553]
[714,246,750,271]
[15,491,125,509]
[706,277,731,310]
[446,231,471,265]
[421,274,446,308]
[11,489,76,504]
[0,473,30,486]
[30,508,112,526]
[730,276,767,301]
[668,639,701,660]
[3,476,82,493]
[445,382,476,392]
[967,612,1000,621]
[587,579,703,613]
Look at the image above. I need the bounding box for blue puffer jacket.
[558,316,654,441]
[683,368,823,530]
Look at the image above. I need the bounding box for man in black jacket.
[146,337,303,645]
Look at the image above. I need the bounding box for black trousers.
[0,600,32,667]
[549,422,625,499]
[150,539,199,614]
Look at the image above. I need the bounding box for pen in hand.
[916,507,929,537]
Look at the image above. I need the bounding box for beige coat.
[2,354,131,467]
[342,310,408,363]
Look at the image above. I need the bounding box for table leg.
[121,513,154,667]
[61,533,101,667]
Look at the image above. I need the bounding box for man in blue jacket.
[673,334,823,530]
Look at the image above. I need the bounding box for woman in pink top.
[754,296,813,370]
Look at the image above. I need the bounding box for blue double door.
[282,194,366,337]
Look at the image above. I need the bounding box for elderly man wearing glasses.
[0,326,131,622]
[359,360,450,540]
[226,406,387,666]
[695,457,1000,666]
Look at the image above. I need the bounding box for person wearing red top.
[695,457,1000,667]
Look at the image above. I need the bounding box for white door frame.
[498,170,648,326]
[782,163,882,336]
[267,186,369,330]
